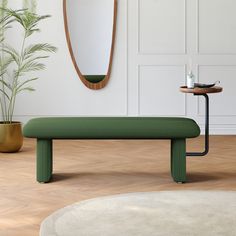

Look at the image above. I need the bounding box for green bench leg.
[171,139,186,183]
[37,139,53,183]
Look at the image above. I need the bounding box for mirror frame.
[63,0,117,90]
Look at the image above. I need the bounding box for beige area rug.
[40,191,236,236]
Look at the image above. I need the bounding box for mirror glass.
[64,0,117,90]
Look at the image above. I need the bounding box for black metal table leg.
[186,93,209,157]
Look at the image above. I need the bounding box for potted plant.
[0,7,57,152]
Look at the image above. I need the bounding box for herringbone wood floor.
[0,136,236,236]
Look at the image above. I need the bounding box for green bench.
[23,117,200,183]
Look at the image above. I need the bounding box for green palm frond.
[0,69,7,77]
[0,8,25,23]
[17,86,35,94]
[0,79,12,91]
[0,88,10,100]
[0,0,8,18]
[2,44,20,65]
[0,11,15,37]
[12,11,51,37]
[1,56,14,69]
[16,77,38,91]
[20,61,45,74]
[0,6,57,123]
[0,8,50,36]
[24,43,57,58]
[0,56,13,77]
[2,17,15,26]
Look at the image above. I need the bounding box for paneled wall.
[127,0,236,134]
[10,0,236,134]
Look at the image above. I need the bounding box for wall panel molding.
[197,0,236,55]
[138,65,187,116]
[126,0,236,134]
[138,0,187,55]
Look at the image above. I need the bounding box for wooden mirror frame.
[63,0,117,90]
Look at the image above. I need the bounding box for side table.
[180,86,223,156]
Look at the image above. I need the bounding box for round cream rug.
[40,191,236,236]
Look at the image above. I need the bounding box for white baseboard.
[200,125,236,135]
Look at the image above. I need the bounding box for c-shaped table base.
[186,93,209,157]
[180,85,222,157]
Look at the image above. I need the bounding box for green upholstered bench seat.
[23,117,200,184]
[23,117,200,139]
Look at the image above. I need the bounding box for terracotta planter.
[0,122,23,153]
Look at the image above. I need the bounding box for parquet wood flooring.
[0,136,236,236]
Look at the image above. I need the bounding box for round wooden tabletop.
[180,86,223,94]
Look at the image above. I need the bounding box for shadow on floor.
[51,171,168,182]
[50,171,236,184]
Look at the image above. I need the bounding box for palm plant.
[0,7,57,123]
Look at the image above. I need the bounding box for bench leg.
[37,139,53,183]
[171,139,186,183]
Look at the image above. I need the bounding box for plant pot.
[0,122,23,153]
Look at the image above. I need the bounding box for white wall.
[12,0,128,119]
[9,0,236,134]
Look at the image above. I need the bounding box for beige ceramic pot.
[0,122,23,153]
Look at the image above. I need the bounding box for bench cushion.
[23,117,200,139]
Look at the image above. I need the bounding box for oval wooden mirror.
[63,0,117,90]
